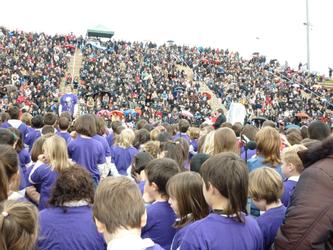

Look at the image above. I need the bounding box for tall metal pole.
[306,0,310,71]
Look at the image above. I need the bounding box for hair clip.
[1,211,8,217]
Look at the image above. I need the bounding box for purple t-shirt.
[56,131,72,144]
[1,120,29,138]
[180,213,263,250]
[68,135,106,182]
[142,201,177,250]
[60,93,77,115]
[171,223,192,250]
[38,206,105,250]
[281,179,298,207]
[110,146,138,175]
[256,205,286,250]
[173,133,190,143]
[18,148,31,189]
[106,132,114,148]
[24,128,41,151]
[29,163,58,210]
[93,134,111,157]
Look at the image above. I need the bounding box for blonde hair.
[0,200,38,250]
[249,167,283,204]
[255,127,281,166]
[281,144,307,173]
[201,131,215,155]
[43,135,72,172]
[140,141,160,158]
[213,127,239,155]
[189,127,200,140]
[21,113,33,126]
[117,128,135,148]
[150,126,166,141]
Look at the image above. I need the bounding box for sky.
[0,0,332,75]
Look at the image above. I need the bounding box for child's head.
[201,131,215,155]
[178,119,190,133]
[131,151,154,178]
[8,106,20,119]
[144,158,180,201]
[21,113,33,126]
[159,141,186,169]
[93,177,146,241]
[232,122,243,137]
[41,125,55,135]
[117,128,135,148]
[213,127,238,155]
[166,172,209,228]
[31,115,44,129]
[189,127,200,140]
[58,117,70,131]
[133,129,151,149]
[43,135,71,172]
[0,128,16,146]
[43,112,57,126]
[255,127,281,166]
[190,153,210,173]
[140,140,160,159]
[31,135,51,162]
[95,117,107,136]
[200,152,248,222]
[75,114,97,137]
[49,165,94,207]
[8,127,23,152]
[281,144,307,178]
[249,167,283,211]
[0,200,38,250]
[0,145,19,201]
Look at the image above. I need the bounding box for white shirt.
[107,233,155,250]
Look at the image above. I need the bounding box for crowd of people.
[0,27,332,250]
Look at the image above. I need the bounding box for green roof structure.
[87,25,114,39]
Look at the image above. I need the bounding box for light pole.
[305,0,310,71]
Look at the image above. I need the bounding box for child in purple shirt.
[249,167,287,250]
[110,128,138,175]
[172,119,190,143]
[68,115,106,183]
[93,176,163,250]
[24,115,44,151]
[38,166,105,250]
[166,172,209,250]
[56,116,72,144]
[181,153,263,250]
[29,135,73,210]
[281,145,307,207]
[142,158,181,250]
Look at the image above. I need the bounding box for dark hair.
[160,141,186,170]
[8,106,19,119]
[166,172,209,228]
[31,136,48,162]
[262,120,276,128]
[143,123,154,132]
[96,117,107,136]
[308,120,330,141]
[190,153,210,173]
[41,125,55,135]
[136,119,148,130]
[133,129,150,149]
[156,132,172,143]
[111,120,123,134]
[58,117,70,131]
[300,126,309,139]
[132,151,154,175]
[179,119,190,133]
[145,158,180,196]
[0,145,19,201]
[0,129,16,146]
[49,165,94,207]
[8,128,23,152]
[240,124,258,141]
[74,115,96,137]
[59,112,72,122]
[43,112,57,126]
[31,115,44,129]
[200,152,248,223]
[232,122,243,137]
